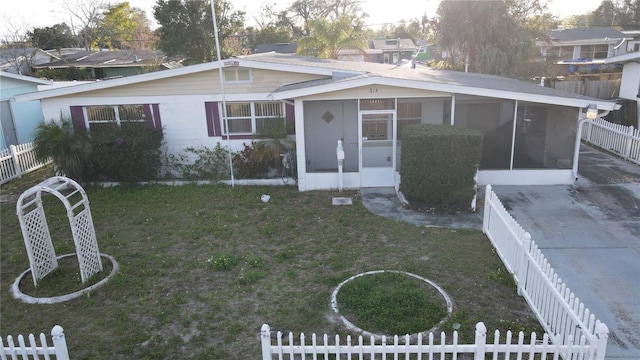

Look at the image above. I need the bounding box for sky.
[0,0,606,36]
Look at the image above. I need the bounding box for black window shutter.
[70,106,86,131]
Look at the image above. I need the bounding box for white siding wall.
[619,62,640,100]
[40,94,265,156]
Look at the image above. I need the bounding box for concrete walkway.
[360,144,640,359]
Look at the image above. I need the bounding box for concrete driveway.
[492,144,640,360]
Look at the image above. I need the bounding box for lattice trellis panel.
[71,209,102,282]
[21,207,58,285]
[17,176,103,287]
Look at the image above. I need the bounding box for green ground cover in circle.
[19,255,112,297]
[336,272,448,335]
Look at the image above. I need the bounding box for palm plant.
[251,120,295,176]
[297,15,368,59]
[33,118,90,183]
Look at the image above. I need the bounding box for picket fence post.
[517,232,532,296]
[260,324,271,360]
[474,322,487,360]
[624,126,635,160]
[594,323,609,360]
[51,325,70,360]
[9,144,22,179]
[482,185,492,235]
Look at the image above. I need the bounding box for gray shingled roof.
[34,49,172,68]
[254,43,298,54]
[240,52,610,103]
[550,27,626,42]
[371,38,417,50]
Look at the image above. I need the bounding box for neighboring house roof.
[544,27,629,45]
[604,51,640,64]
[32,49,181,70]
[0,48,59,74]
[371,39,417,51]
[254,43,298,54]
[15,52,620,112]
[0,71,53,86]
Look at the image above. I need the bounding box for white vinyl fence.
[581,118,640,165]
[261,321,606,360]
[0,142,51,185]
[1,325,69,360]
[482,184,609,360]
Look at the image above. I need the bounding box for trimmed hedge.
[399,124,483,210]
[87,123,164,182]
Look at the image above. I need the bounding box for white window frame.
[83,105,146,130]
[223,68,253,84]
[222,102,285,135]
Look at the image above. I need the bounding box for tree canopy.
[28,23,78,50]
[153,0,244,64]
[433,0,551,78]
[297,15,369,59]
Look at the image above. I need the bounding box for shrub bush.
[167,143,231,180]
[399,124,483,211]
[232,142,272,179]
[86,123,164,182]
[33,118,90,183]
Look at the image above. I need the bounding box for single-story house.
[32,49,183,80]
[0,71,52,149]
[605,51,640,128]
[370,38,417,64]
[14,52,620,191]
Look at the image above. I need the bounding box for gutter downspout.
[572,110,610,181]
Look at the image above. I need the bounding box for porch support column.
[450,94,456,126]
[294,99,306,191]
[509,100,518,170]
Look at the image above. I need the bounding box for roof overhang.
[0,71,53,85]
[271,75,620,111]
[604,51,640,64]
[16,58,353,102]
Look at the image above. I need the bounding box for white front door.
[359,110,396,187]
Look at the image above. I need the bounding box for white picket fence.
[260,321,607,360]
[0,142,51,185]
[482,184,609,360]
[581,118,640,165]
[1,325,69,360]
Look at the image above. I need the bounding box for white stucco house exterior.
[15,53,620,191]
[605,51,640,128]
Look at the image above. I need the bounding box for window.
[397,101,422,138]
[223,69,252,84]
[579,44,609,59]
[70,104,162,132]
[223,102,284,134]
[86,105,146,131]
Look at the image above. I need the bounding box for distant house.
[0,71,52,149]
[253,43,298,54]
[622,30,640,53]
[370,38,417,64]
[605,51,640,127]
[32,49,183,80]
[538,27,631,62]
[0,48,58,75]
[15,53,620,190]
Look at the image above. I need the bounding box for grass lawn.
[0,167,543,359]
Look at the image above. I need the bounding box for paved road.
[492,145,640,360]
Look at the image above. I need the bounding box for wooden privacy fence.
[482,184,608,360]
[581,118,640,165]
[261,322,607,360]
[1,325,69,360]
[0,142,51,185]
[552,79,620,99]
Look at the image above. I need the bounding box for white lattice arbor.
[17,176,103,287]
